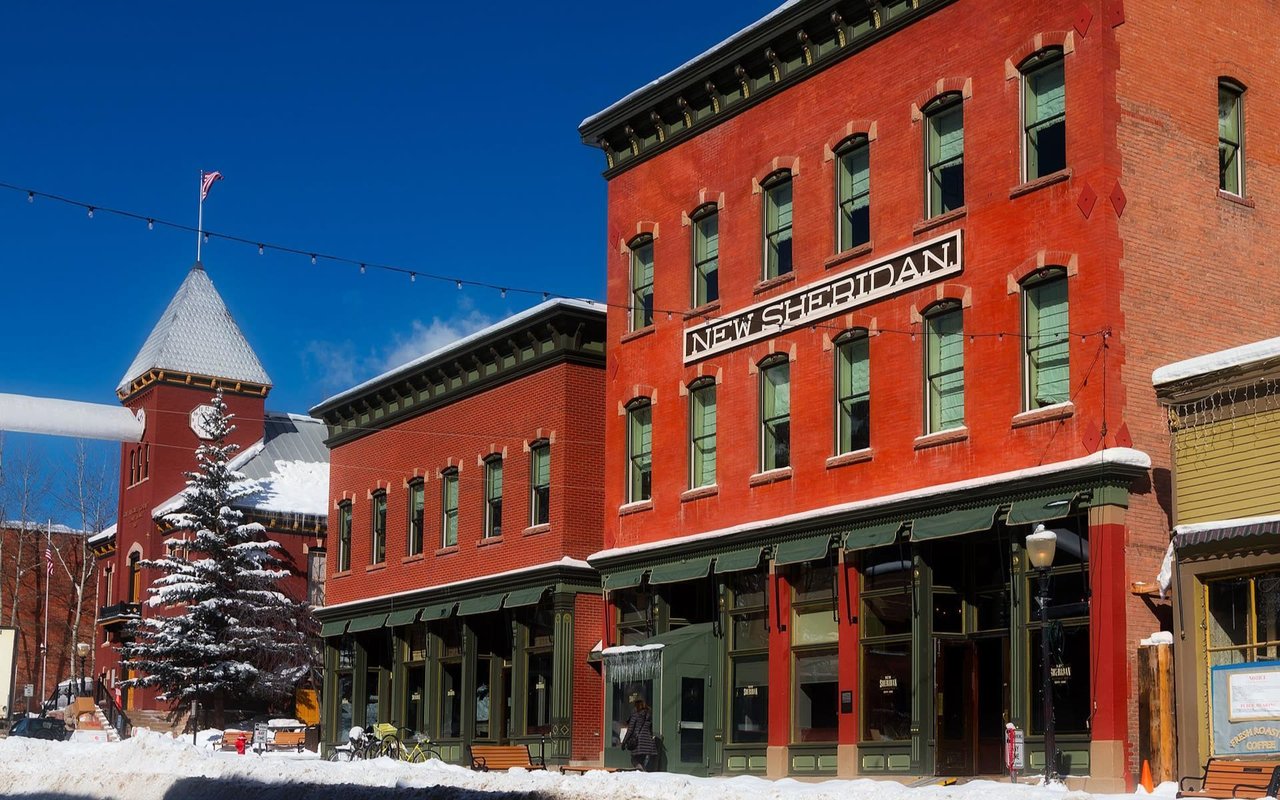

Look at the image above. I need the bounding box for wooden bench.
[470,744,545,771]
[1179,758,1280,798]
[220,730,253,750]
[271,730,306,752]
[560,765,634,775]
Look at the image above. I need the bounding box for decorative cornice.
[579,0,954,176]
[313,305,607,448]
[116,368,271,403]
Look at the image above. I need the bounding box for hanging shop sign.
[683,229,963,363]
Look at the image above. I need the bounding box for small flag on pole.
[44,545,53,577]
[200,171,223,201]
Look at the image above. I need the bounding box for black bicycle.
[326,726,388,762]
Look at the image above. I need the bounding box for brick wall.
[571,591,604,761]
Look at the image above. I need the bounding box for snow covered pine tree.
[121,391,313,724]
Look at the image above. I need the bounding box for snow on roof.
[580,0,804,131]
[118,263,271,393]
[154,412,330,519]
[87,523,117,546]
[1152,335,1280,387]
[312,298,603,413]
[319,556,592,613]
[0,393,144,443]
[591,447,1151,563]
[1,520,90,535]
[1173,512,1280,535]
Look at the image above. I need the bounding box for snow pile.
[247,459,329,516]
[1152,335,1280,386]
[1140,632,1174,646]
[1155,542,1174,596]
[2,730,1165,800]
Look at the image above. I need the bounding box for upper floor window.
[691,205,720,307]
[924,302,964,433]
[626,400,653,503]
[529,441,550,526]
[407,480,424,557]
[760,356,791,471]
[337,502,352,572]
[835,137,871,252]
[1219,80,1245,195]
[762,171,794,279]
[630,235,655,331]
[484,456,503,538]
[371,491,387,565]
[441,469,459,548]
[835,331,870,453]
[1022,49,1065,180]
[1023,271,1070,409]
[688,380,717,489]
[925,95,964,217]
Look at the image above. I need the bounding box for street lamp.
[1026,524,1058,784]
[75,642,91,697]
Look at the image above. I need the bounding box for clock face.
[189,405,217,440]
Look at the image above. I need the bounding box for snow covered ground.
[0,730,1180,800]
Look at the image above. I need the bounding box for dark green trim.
[603,566,648,591]
[844,520,904,551]
[774,534,832,566]
[910,504,1000,541]
[714,547,763,573]
[422,601,457,621]
[1006,490,1087,525]
[457,593,507,616]
[320,620,348,637]
[348,613,388,633]
[648,556,713,585]
[385,608,421,626]
[504,585,551,608]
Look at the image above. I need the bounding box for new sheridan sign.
[683,229,963,363]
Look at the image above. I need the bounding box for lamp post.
[75,642,91,697]
[1026,524,1058,784]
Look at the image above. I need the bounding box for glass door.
[934,639,976,776]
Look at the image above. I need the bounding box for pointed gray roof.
[118,262,272,393]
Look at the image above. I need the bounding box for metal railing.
[94,680,132,740]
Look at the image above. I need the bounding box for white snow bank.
[1140,632,1174,646]
[0,728,1155,800]
[1153,335,1280,386]
[1156,542,1174,596]
[0,392,145,442]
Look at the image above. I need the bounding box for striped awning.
[1175,518,1280,548]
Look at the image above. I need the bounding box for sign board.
[23,684,33,698]
[682,229,963,363]
[254,723,270,754]
[1005,724,1025,772]
[1212,661,1280,755]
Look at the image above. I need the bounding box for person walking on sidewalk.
[622,694,658,771]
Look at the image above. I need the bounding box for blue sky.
[0,1,782,524]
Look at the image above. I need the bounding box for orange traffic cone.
[1140,759,1155,793]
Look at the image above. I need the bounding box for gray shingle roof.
[118,263,272,393]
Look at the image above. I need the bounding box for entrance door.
[935,640,975,776]
[666,664,712,774]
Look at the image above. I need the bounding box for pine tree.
[121,391,312,721]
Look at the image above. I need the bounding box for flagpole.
[40,519,51,704]
[196,170,204,263]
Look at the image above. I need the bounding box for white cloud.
[381,309,493,372]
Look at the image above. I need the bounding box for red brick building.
[95,262,328,714]
[311,299,607,765]
[579,0,1280,789]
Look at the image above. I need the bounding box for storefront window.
[439,661,463,738]
[365,670,380,726]
[863,642,911,741]
[1207,572,1280,665]
[614,587,653,645]
[403,626,426,734]
[729,570,769,744]
[611,680,654,747]
[791,563,837,744]
[525,651,553,735]
[794,650,838,743]
[861,546,913,742]
[1029,625,1091,735]
[731,655,768,744]
[336,671,354,742]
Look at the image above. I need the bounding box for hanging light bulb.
[87,207,94,219]
[310,254,317,265]
[147,219,154,231]
[203,232,210,244]
[500,288,507,299]
[542,292,550,301]
[258,244,264,255]
[410,272,417,283]
[27,191,34,203]
[456,280,462,290]
[359,263,366,275]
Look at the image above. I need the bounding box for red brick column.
[1089,504,1131,792]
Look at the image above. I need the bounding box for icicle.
[603,644,664,682]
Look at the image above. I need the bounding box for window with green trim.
[529,441,550,527]
[407,480,424,556]
[1022,49,1065,180]
[337,501,352,572]
[762,171,793,279]
[1219,80,1245,195]
[627,400,652,502]
[1023,271,1070,409]
[924,302,964,433]
[441,468,459,548]
[836,137,870,252]
[860,546,912,742]
[691,205,719,307]
[484,456,503,538]
[760,356,791,471]
[728,570,768,744]
[371,491,387,565]
[791,563,838,743]
[630,235,655,331]
[688,380,717,489]
[835,331,870,453]
[925,94,964,217]
[1206,571,1280,666]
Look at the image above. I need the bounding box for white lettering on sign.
[879,675,898,692]
[1229,671,1280,721]
[683,229,963,363]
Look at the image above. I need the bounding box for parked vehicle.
[9,716,69,741]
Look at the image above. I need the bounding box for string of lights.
[2,178,1111,343]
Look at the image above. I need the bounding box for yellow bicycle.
[372,723,442,763]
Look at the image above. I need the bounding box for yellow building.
[1155,338,1280,772]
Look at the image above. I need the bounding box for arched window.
[483,455,504,538]
[1022,268,1070,409]
[759,355,791,471]
[626,399,653,502]
[690,204,720,307]
[687,379,717,489]
[629,234,655,331]
[834,330,870,453]
[440,469,459,547]
[1219,79,1246,195]
[529,440,551,526]
[924,94,964,217]
[762,170,794,279]
[834,136,870,252]
[923,301,964,433]
[1021,49,1065,180]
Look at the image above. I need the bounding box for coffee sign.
[683,229,963,363]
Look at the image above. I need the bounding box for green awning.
[602,567,648,591]
[347,613,388,633]
[421,602,457,621]
[910,504,1000,541]
[844,521,904,551]
[714,548,763,573]
[457,593,507,616]
[385,608,421,627]
[1007,491,1084,525]
[647,556,713,585]
[319,620,348,637]
[504,585,551,608]
[773,535,832,566]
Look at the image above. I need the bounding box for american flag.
[200,170,223,201]
[44,545,53,577]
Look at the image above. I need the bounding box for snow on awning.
[1173,514,1280,548]
[0,393,144,443]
